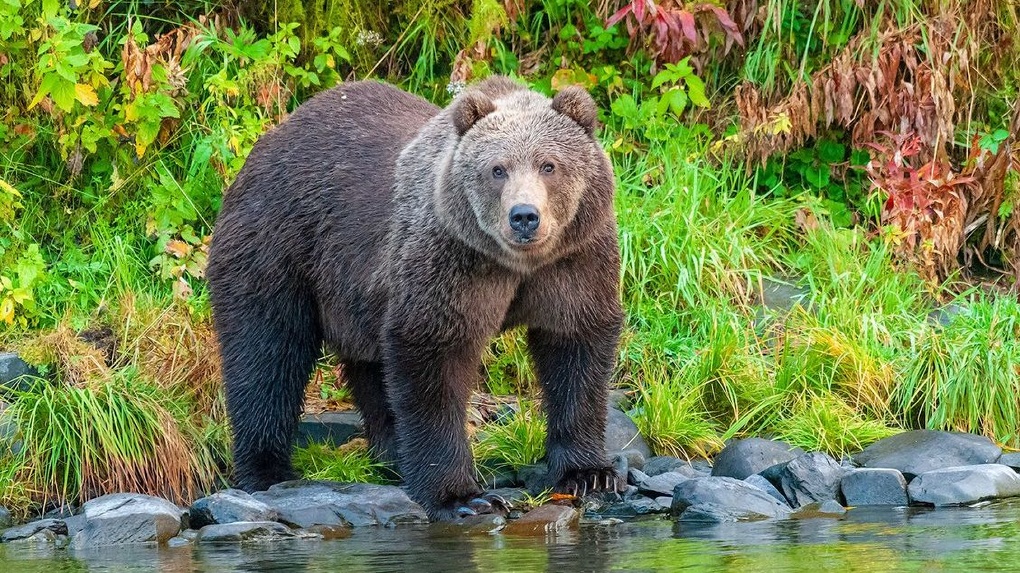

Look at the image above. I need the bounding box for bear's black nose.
[509,204,540,234]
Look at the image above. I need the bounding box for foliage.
[292,440,391,484]
[472,402,547,471]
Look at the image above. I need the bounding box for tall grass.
[7,372,226,507]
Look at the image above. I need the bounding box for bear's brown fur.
[206,76,623,520]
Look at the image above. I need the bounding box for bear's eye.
[541,162,555,174]
[492,166,507,179]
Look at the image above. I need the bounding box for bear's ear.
[551,86,598,135]
[452,91,496,136]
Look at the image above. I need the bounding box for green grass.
[292,442,391,484]
[472,402,547,472]
[6,371,227,508]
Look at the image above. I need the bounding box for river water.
[3,501,1020,572]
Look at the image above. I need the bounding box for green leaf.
[816,139,845,163]
[50,76,76,112]
[804,164,831,189]
[651,70,671,89]
[667,88,688,115]
[684,75,709,108]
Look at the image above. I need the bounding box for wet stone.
[72,493,183,547]
[677,502,775,523]
[627,468,650,486]
[167,536,191,548]
[643,456,706,478]
[0,505,11,529]
[304,524,353,540]
[195,521,297,544]
[853,431,1002,480]
[637,471,690,497]
[998,452,1020,471]
[189,489,278,529]
[672,476,792,521]
[779,452,845,508]
[605,406,652,459]
[2,519,68,543]
[438,514,506,535]
[840,468,908,506]
[592,496,668,518]
[502,504,579,536]
[711,438,804,480]
[793,500,847,518]
[907,464,1020,507]
[252,481,428,528]
[744,474,788,505]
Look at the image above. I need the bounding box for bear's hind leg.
[218,295,321,493]
[343,361,396,464]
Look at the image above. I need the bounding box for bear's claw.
[556,467,623,498]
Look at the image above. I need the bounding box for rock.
[605,407,652,459]
[0,506,10,528]
[627,468,649,486]
[72,494,182,547]
[793,500,847,518]
[998,452,1020,471]
[853,430,1002,479]
[518,463,550,494]
[0,353,38,396]
[779,452,845,508]
[295,411,364,447]
[592,496,668,518]
[611,449,646,473]
[167,536,191,547]
[840,468,908,506]
[678,503,772,523]
[483,488,530,510]
[744,474,788,505]
[439,514,506,535]
[637,471,690,497]
[195,521,296,544]
[907,464,1020,507]
[502,504,579,536]
[252,481,427,527]
[671,477,792,521]
[1,519,67,542]
[711,438,804,480]
[189,489,278,529]
[643,456,706,478]
[63,514,86,538]
[620,485,639,499]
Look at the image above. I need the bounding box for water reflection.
[3,501,1020,572]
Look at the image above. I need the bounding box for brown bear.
[206,75,623,520]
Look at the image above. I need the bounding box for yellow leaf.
[0,298,14,326]
[0,178,22,198]
[74,83,99,107]
[90,0,102,7]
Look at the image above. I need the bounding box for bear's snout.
[508,203,540,237]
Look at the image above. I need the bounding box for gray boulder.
[711,438,804,480]
[779,452,845,508]
[0,505,10,528]
[637,471,690,497]
[593,496,669,518]
[605,407,652,459]
[252,481,427,527]
[744,474,788,505]
[671,476,792,521]
[195,521,297,544]
[72,494,182,547]
[189,489,278,529]
[907,464,1020,507]
[998,452,1020,471]
[853,431,1001,479]
[840,468,908,506]
[1,519,67,543]
[296,411,364,447]
[643,456,707,477]
[793,500,847,517]
[0,352,38,395]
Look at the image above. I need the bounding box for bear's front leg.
[384,329,501,521]
[528,323,624,496]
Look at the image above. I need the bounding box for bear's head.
[441,77,615,270]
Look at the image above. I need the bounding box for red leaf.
[711,6,744,46]
[606,4,633,28]
[634,0,647,22]
[678,10,696,44]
